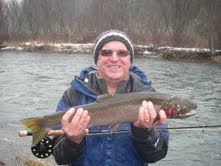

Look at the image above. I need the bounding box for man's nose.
[110,52,119,61]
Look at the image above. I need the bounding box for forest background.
[0,0,221,55]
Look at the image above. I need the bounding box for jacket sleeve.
[132,80,168,162]
[53,136,83,165]
[56,87,80,112]
[53,87,83,165]
[131,124,169,163]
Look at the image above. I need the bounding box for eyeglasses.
[99,49,130,57]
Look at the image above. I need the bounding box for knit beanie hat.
[94,30,134,64]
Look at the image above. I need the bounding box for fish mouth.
[184,109,197,118]
[177,109,197,118]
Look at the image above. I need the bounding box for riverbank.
[1,42,221,63]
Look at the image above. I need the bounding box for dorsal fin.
[96,94,113,102]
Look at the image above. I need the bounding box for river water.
[0,51,220,166]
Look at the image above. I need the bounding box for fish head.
[161,96,197,118]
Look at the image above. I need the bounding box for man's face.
[97,41,131,83]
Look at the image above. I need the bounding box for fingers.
[146,101,157,127]
[159,109,167,124]
[71,108,90,131]
[134,101,166,129]
[138,101,146,123]
[70,108,84,129]
[61,107,90,144]
[134,101,147,127]
[61,107,76,127]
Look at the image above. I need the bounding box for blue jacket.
[53,66,169,166]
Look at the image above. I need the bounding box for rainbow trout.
[20,92,197,145]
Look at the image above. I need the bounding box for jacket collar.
[71,66,151,98]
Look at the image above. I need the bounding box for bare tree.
[207,0,221,54]
[0,0,3,33]
[167,0,200,46]
[215,1,221,50]
[208,0,215,55]
[0,0,6,44]
[1,0,220,48]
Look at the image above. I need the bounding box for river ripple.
[0,51,220,165]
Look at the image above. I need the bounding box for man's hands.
[61,108,90,144]
[61,101,166,144]
[134,101,167,128]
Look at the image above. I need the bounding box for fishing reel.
[31,136,54,158]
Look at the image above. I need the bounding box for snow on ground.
[159,46,210,52]
[158,46,221,53]
[1,42,220,55]
[1,46,23,51]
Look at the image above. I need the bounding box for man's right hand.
[61,107,90,144]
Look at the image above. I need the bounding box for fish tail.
[20,117,49,145]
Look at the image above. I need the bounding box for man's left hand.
[133,101,167,128]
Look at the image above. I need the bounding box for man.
[53,30,169,165]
